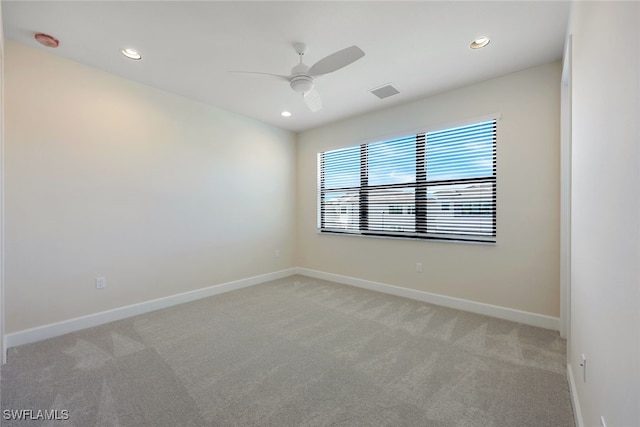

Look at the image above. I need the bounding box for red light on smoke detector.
[35,33,59,48]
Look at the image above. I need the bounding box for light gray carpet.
[1,275,574,426]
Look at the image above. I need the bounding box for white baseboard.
[567,363,584,427]
[5,268,296,349]
[5,266,560,351]
[294,268,560,331]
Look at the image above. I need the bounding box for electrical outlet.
[600,416,606,427]
[275,249,280,258]
[96,277,106,290]
[416,262,423,273]
[580,353,587,382]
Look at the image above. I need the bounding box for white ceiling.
[2,1,570,133]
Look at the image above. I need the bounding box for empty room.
[0,1,638,426]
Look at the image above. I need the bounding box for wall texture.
[4,41,297,333]
[297,61,561,318]
[568,2,640,426]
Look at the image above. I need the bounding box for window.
[388,206,404,215]
[318,119,496,243]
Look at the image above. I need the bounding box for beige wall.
[3,40,563,335]
[297,61,561,317]
[568,2,640,426]
[4,41,296,333]
[0,2,5,361]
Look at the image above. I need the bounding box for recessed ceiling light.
[121,48,141,60]
[281,111,292,117]
[470,36,490,49]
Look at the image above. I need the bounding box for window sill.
[316,230,496,245]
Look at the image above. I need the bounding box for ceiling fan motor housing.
[290,75,314,93]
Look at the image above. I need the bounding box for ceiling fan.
[232,43,365,112]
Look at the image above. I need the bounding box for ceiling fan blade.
[308,45,365,77]
[229,71,289,81]
[304,88,323,112]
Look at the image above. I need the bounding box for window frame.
[318,117,498,243]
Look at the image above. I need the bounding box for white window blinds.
[318,119,497,243]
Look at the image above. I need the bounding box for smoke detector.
[35,33,59,48]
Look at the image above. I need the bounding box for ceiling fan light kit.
[290,75,314,93]
[233,43,365,113]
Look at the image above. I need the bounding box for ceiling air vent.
[370,84,400,100]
